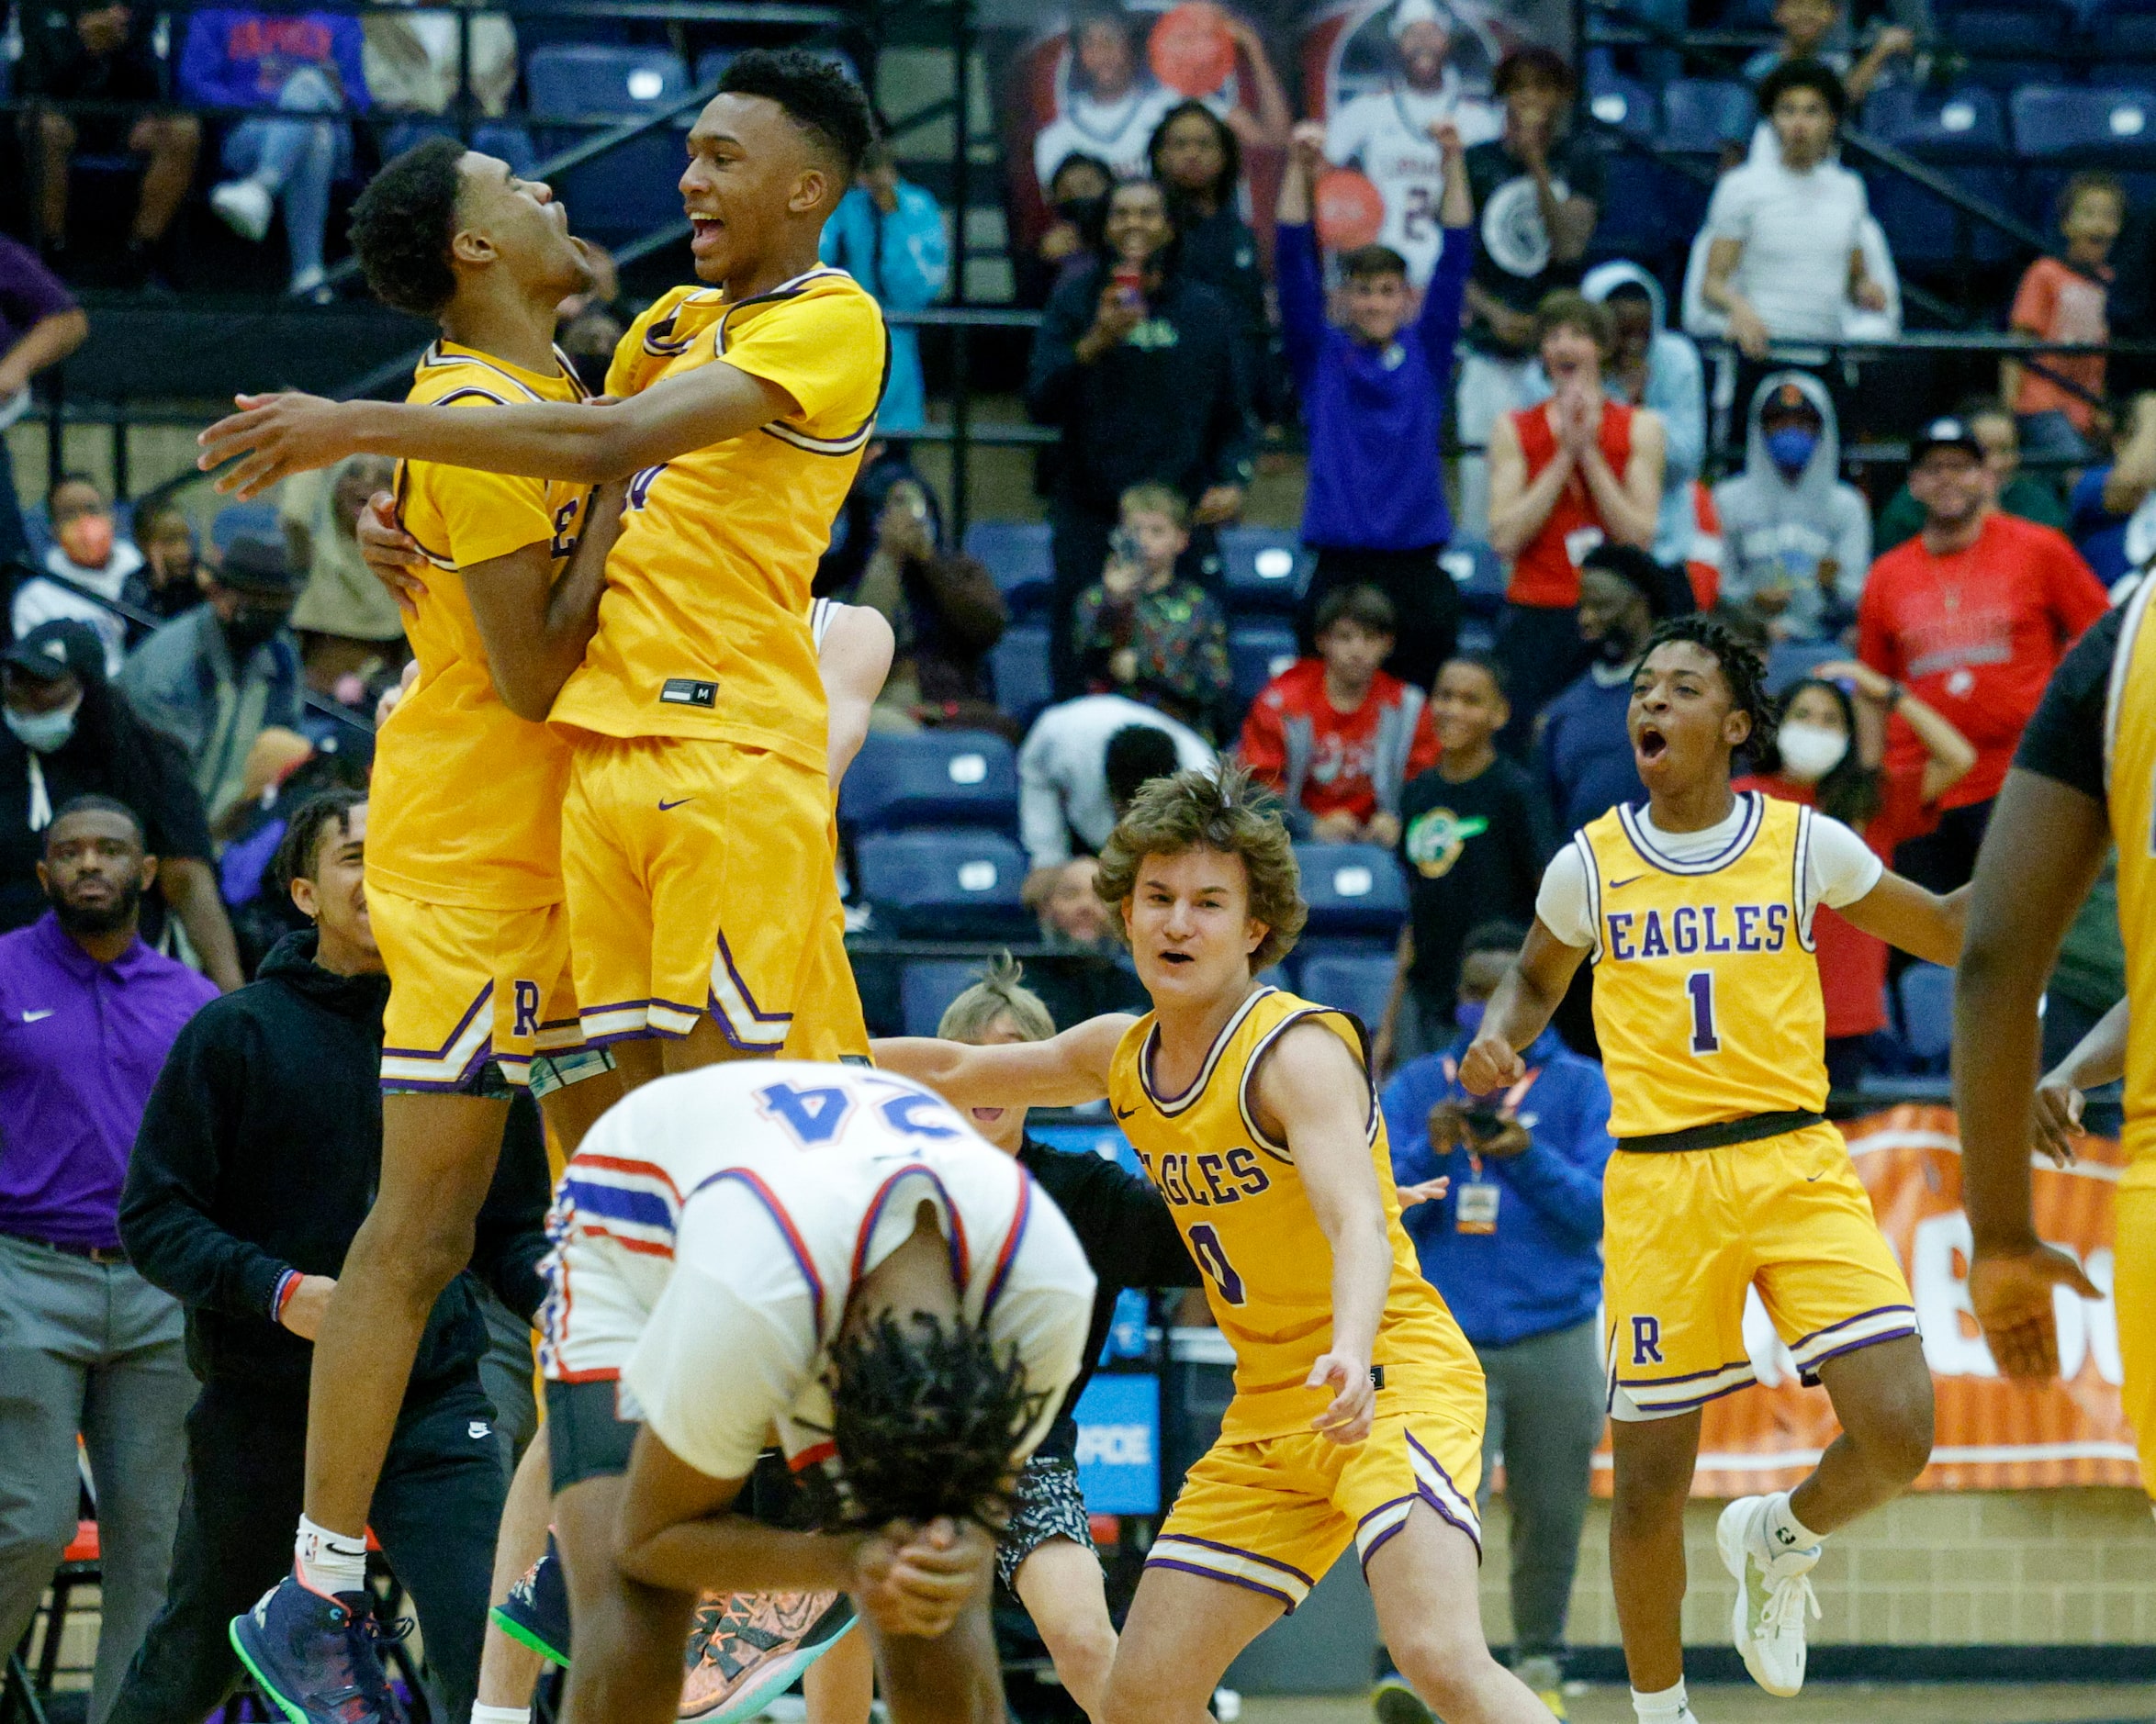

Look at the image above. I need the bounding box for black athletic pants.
[105,1372,507,1724]
[1301,544,1460,693]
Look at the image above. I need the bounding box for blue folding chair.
[840,731,1018,836]
[2010,84,2156,162]
[854,830,1032,939]
[1218,526,1309,615]
[962,521,1054,620]
[1438,541,1507,618]
[525,46,692,238]
[1896,962,1955,1070]
[900,960,984,1036]
[1229,623,1298,714]
[1297,951,1399,1032]
[990,623,1052,725]
[1660,80,1757,154]
[1294,844,1410,941]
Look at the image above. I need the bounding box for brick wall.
[1479,1490,2156,1648]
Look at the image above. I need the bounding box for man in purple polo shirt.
[0,793,217,1724]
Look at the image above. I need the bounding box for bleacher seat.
[1587,150,1706,271]
[2086,0,2156,62]
[1229,622,1299,712]
[1930,0,2079,55]
[1863,85,2009,161]
[1864,167,2018,267]
[1584,73,1657,141]
[1294,843,1409,939]
[211,502,281,553]
[1218,526,1309,614]
[854,829,1031,939]
[2010,84,2156,162]
[900,959,982,1036]
[1297,952,1398,1031]
[1438,540,1506,617]
[839,730,1017,835]
[1897,962,1954,1069]
[990,622,1052,724]
[525,46,692,239]
[1765,640,1840,694]
[1660,80,1756,153]
[962,521,1052,619]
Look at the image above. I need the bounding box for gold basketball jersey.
[2105,579,2156,1166]
[1578,791,1829,1139]
[1106,986,1478,1444]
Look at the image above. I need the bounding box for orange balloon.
[1149,2,1237,98]
[1314,168,1386,251]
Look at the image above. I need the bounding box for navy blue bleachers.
[1218,526,1309,615]
[1765,640,1841,695]
[1229,622,1299,713]
[1297,952,1398,1032]
[2086,0,2156,61]
[1864,85,2010,160]
[854,829,1032,939]
[1660,80,1756,154]
[962,521,1053,620]
[1294,844,1410,941]
[1865,167,2019,267]
[839,730,1017,836]
[2010,84,2156,162]
[900,959,983,1036]
[525,46,692,240]
[1897,962,1955,1069]
[1584,75,1658,141]
[1438,541,1507,618]
[990,623,1053,726]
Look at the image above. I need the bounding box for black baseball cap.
[217,534,304,599]
[1909,417,1985,465]
[3,620,105,682]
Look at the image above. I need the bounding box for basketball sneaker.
[678,1590,857,1723]
[230,1573,405,1724]
[1717,1494,1822,1696]
[1370,1674,1432,1723]
[490,1532,571,1667]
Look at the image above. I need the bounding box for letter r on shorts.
[513,980,541,1040]
[1632,1315,1663,1366]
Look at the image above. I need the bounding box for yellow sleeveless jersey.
[1106,986,1477,1443]
[370,341,588,911]
[2105,578,2156,1164]
[549,270,888,773]
[1578,791,1828,1139]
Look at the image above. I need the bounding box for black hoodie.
[120,928,551,1392]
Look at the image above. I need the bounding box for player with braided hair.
[1458,615,1968,1722]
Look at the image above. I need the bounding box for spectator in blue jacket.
[1383,918,1612,1706]
[179,8,369,299]
[2068,389,2156,588]
[819,141,949,436]
[1276,115,1472,690]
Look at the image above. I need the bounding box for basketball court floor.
[1241,1686,2156,1723]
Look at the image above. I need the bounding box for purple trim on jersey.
[1617,1354,1758,1388]
[713,929,792,1029]
[1609,1370,1757,1417]
[689,1168,826,1335]
[380,980,491,1064]
[1791,1304,1918,1352]
[1156,1533,1314,1584]
[1359,1518,1409,1569]
[1405,1430,1483,1556]
[982,1170,1033,1312]
[1614,789,1765,877]
[1140,1559,1300,1613]
[1793,1314,1920,1386]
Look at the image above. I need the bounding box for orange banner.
[1589,1105,2139,1496]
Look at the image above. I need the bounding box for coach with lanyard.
[1380,918,1613,1712]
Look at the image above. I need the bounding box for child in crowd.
[1275,116,1472,689]
[1237,583,1440,845]
[1377,652,1555,1072]
[1070,482,1231,733]
[131,499,208,624]
[1743,0,1914,109]
[2004,173,2125,465]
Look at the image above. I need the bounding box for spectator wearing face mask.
[1735,665,1973,1086]
[1712,371,1870,643]
[17,474,142,677]
[129,500,208,626]
[1535,543,1691,836]
[0,622,242,990]
[118,536,304,832]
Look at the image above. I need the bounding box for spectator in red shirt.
[1858,415,2110,890]
[1736,661,1975,1086]
[1237,584,1439,843]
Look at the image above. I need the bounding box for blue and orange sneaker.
[490,1531,572,1667]
[230,1573,405,1724]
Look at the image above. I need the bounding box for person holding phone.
[1378,918,1613,1720]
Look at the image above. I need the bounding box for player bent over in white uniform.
[537,1062,1094,1724]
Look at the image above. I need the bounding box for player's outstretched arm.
[1955,766,2109,1379]
[1458,917,1587,1094]
[1836,870,1969,968]
[1252,1021,1392,1446]
[197,361,798,497]
[872,1014,1130,1113]
[2032,995,2128,1168]
[818,602,896,786]
[465,479,624,722]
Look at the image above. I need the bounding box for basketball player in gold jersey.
[1459,615,1966,1724]
[196,49,884,1091]
[1957,585,2150,1504]
[878,767,1550,1724]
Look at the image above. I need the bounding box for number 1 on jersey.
[1686,970,1721,1056]
[1186,1223,1246,1306]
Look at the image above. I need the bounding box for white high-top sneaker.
[1716,1495,1821,1696]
